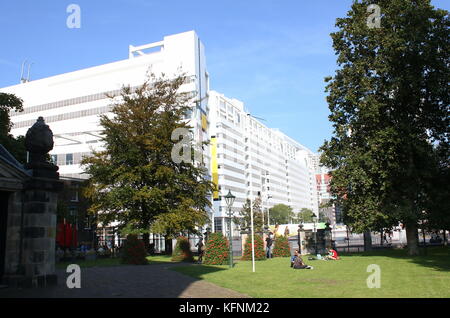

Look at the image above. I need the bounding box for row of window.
[51,152,91,166]
[52,153,73,165]
[15,105,112,129]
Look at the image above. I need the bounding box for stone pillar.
[4,192,24,278]
[298,230,308,255]
[20,178,62,286]
[3,117,63,287]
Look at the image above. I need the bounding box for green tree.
[82,73,214,250]
[320,0,449,255]
[121,234,148,265]
[172,236,194,262]
[233,197,264,233]
[242,234,266,261]
[272,235,291,257]
[203,232,230,265]
[298,208,315,223]
[0,93,26,163]
[269,204,294,225]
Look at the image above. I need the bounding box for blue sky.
[1,0,448,152]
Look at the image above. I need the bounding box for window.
[66,153,74,165]
[70,190,79,202]
[214,218,223,233]
[50,154,57,164]
[84,216,91,230]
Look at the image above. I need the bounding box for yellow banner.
[201,114,208,131]
[211,136,219,199]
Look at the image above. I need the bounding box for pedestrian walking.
[266,232,273,258]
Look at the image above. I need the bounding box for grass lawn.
[56,254,176,269]
[171,247,450,298]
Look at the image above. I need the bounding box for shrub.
[242,234,266,261]
[121,234,148,265]
[172,236,194,262]
[272,235,291,257]
[203,232,230,265]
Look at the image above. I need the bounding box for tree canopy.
[233,197,264,233]
[320,0,449,255]
[0,93,26,163]
[82,73,214,247]
[268,204,294,225]
[298,208,315,223]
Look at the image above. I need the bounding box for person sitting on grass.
[291,250,313,269]
[325,248,339,260]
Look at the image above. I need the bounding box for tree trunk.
[165,236,173,255]
[142,232,150,252]
[405,222,419,256]
[364,231,373,251]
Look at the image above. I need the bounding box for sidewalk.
[0,263,250,298]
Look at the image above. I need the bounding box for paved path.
[0,263,250,298]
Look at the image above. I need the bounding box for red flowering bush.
[172,236,194,262]
[121,234,148,265]
[203,232,230,265]
[272,235,291,257]
[242,235,266,261]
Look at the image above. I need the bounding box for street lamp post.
[312,213,317,255]
[224,190,236,269]
[297,223,303,254]
[266,195,272,229]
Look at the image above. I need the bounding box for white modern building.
[2,31,210,179]
[2,30,320,241]
[208,91,319,234]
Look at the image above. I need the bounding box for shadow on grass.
[339,246,450,272]
[170,263,230,281]
[55,254,193,269]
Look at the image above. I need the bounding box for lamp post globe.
[224,190,235,268]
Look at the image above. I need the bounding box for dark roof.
[0,144,30,175]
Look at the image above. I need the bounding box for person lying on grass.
[325,248,339,260]
[291,250,313,269]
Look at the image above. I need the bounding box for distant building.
[208,91,319,234]
[2,30,321,240]
[56,177,95,248]
[2,31,210,245]
[316,172,343,226]
[3,31,209,180]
